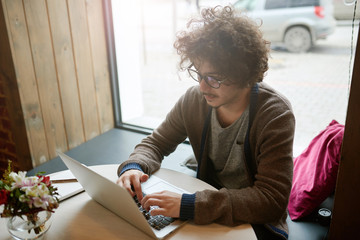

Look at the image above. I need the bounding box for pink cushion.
[288,120,344,220]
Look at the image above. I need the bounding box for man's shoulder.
[257,82,292,111]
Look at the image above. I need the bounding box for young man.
[117,6,295,240]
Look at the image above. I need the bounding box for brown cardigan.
[118,83,295,238]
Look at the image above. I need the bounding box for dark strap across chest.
[197,83,259,183]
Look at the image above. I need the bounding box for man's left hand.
[141,191,182,218]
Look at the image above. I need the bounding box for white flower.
[9,171,39,190]
[23,183,49,197]
[23,176,41,187]
[9,171,27,188]
[21,183,52,209]
[33,197,48,209]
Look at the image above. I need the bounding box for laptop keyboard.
[133,194,175,230]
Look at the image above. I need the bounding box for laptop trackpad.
[142,176,188,195]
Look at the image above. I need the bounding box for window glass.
[233,0,257,11]
[265,0,288,9]
[111,0,358,157]
[290,0,320,8]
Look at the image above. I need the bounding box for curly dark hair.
[174,6,270,88]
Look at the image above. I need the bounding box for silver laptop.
[57,151,188,239]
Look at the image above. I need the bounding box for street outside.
[262,22,358,156]
[129,1,359,157]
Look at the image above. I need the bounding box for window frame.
[103,0,153,135]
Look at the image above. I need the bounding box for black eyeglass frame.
[186,65,227,89]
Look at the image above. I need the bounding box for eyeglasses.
[187,65,227,89]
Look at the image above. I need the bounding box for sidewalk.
[265,23,357,156]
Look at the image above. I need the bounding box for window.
[265,0,288,9]
[233,0,257,11]
[108,0,358,156]
[290,0,319,8]
[110,0,197,131]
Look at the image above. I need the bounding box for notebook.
[49,169,83,201]
[57,151,188,239]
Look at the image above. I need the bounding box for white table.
[0,165,256,240]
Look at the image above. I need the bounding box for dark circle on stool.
[318,208,332,226]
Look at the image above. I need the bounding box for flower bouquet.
[0,161,59,239]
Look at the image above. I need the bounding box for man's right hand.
[116,169,149,201]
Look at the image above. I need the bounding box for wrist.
[180,193,196,220]
[119,163,143,177]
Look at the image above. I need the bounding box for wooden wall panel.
[68,0,101,141]
[86,0,114,133]
[46,0,85,149]
[3,0,49,166]
[1,0,114,168]
[23,0,67,161]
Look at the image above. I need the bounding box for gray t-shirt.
[209,107,250,189]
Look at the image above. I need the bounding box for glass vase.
[7,211,52,240]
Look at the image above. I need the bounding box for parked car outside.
[233,0,337,52]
